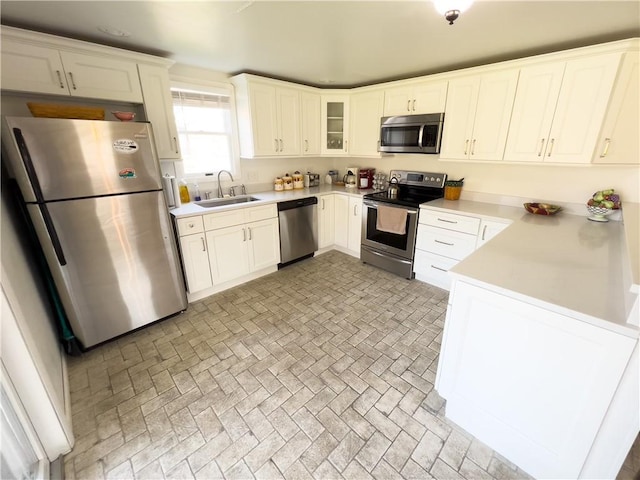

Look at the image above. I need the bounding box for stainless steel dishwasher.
[277,197,318,268]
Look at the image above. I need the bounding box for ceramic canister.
[293,171,304,189]
[283,173,294,190]
[274,177,284,191]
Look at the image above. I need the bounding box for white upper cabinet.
[348,89,384,156]
[383,80,448,116]
[440,70,519,161]
[1,37,142,102]
[232,75,301,157]
[137,63,181,160]
[301,92,321,155]
[505,52,623,163]
[593,51,639,165]
[321,95,350,155]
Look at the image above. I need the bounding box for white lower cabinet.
[318,194,335,249]
[333,194,362,256]
[436,280,637,479]
[178,233,213,292]
[174,204,279,297]
[414,208,511,290]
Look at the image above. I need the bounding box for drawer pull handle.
[471,139,476,155]
[435,239,454,246]
[431,265,447,272]
[248,227,252,240]
[68,72,77,90]
[437,218,457,224]
[201,237,206,252]
[537,138,546,157]
[56,70,65,88]
[600,138,611,158]
[482,225,487,241]
[547,138,555,157]
[464,139,469,155]
[407,100,411,112]
[243,228,247,242]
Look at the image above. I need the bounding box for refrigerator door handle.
[39,204,67,266]
[13,128,45,202]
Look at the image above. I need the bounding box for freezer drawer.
[28,191,186,348]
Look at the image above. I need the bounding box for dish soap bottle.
[179,179,190,203]
[193,183,201,201]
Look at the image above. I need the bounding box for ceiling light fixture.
[433,0,474,25]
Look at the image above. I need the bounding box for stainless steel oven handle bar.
[363,199,418,215]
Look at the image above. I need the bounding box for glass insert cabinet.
[321,95,349,155]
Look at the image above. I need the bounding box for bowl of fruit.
[586,189,621,222]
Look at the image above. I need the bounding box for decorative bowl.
[524,202,562,216]
[586,205,615,222]
[112,111,135,121]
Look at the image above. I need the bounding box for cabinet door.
[383,85,414,116]
[276,88,301,155]
[206,225,250,284]
[476,220,509,248]
[1,39,70,95]
[138,64,181,160]
[439,76,479,159]
[247,218,281,271]
[349,90,384,156]
[58,51,143,102]
[347,197,363,253]
[318,194,335,249]
[546,52,622,163]
[594,52,639,165]
[470,70,519,160]
[333,194,349,249]
[301,92,321,155]
[413,81,448,114]
[249,83,279,155]
[179,234,213,293]
[503,62,566,162]
[321,96,350,155]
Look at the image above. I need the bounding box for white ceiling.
[1,1,639,88]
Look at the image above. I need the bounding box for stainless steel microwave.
[378,113,445,154]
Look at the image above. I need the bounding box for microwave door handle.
[417,125,425,150]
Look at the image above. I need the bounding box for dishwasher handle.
[277,196,318,212]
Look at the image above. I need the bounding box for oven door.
[361,199,419,259]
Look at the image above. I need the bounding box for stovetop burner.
[364,170,447,208]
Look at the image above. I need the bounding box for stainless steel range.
[361,170,447,279]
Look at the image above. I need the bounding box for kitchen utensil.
[388,177,399,198]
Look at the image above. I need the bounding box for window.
[171,87,237,176]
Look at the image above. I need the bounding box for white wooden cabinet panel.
[318,194,335,249]
[58,51,142,102]
[416,225,477,261]
[349,90,384,156]
[333,194,350,249]
[383,80,448,115]
[321,96,350,155]
[347,197,363,253]
[545,52,622,163]
[248,82,280,156]
[420,210,480,235]
[301,92,321,155]
[476,220,510,248]
[176,216,204,236]
[1,39,69,95]
[247,218,281,271]
[437,280,635,479]
[414,250,458,290]
[137,63,181,160]
[503,62,566,162]
[207,225,251,284]
[593,51,640,165]
[179,233,213,293]
[439,77,479,160]
[276,88,301,155]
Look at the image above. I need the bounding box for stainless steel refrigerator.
[3,117,187,349]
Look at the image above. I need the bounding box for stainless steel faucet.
[217,170,234,198]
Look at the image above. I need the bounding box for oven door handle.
[364,200,417,215]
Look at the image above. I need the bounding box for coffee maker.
[358,168,375,189]
[344,167,358,188]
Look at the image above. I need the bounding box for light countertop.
[421,199,638,337]
[170,185,374,218]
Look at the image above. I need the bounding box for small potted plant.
[444,178,464,200]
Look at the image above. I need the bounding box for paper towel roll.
[162,175,180,208]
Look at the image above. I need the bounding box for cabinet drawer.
[245,204,277,223]
[414,250,458,291]
[416,224,477,260]
[420,210,480,235]
[203,210,246,230]
[176,216,204,236]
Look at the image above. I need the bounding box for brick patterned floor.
[63,250,636,479]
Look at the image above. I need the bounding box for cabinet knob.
[188,223,194,228]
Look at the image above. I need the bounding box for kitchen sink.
[195,195,260,208]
